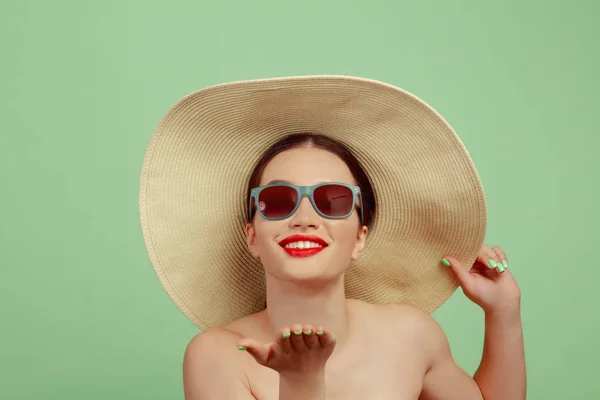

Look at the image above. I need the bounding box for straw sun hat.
[139,75,487,330]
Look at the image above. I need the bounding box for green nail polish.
[282,332,291,339]
[488,259,498,268]
[497,265,506,273]
[303,330,312,335]
[293,330,302,335]
[316,331,324,336]
[441,258,451,267]
[502,260,508,269]
[237,346,247,351]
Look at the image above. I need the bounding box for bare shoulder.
[184,312,263,366]
[183,326,243,379]
[184,326,241,360]
[183,316,260,399]
[185,311,265,356]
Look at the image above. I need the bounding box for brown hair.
[246,133,376,229]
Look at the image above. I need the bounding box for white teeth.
[284,241,323,249]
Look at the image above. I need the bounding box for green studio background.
[1,0,598,399]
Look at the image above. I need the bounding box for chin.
[281,257,344,283]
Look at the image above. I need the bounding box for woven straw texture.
[139,75,487,330]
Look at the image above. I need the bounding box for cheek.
[253,220,283,247]
[328,221,360,247]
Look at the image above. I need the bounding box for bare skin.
[183,146,526,400]
[186,300,456,399]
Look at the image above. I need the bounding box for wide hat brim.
[139,75,487,331]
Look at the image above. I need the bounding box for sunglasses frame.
[249,182,364,223]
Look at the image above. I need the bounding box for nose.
[288,195,320,229]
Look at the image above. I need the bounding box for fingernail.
[502,260,508,269]
[237,346,247,351]
[316,331,324,336]
[441,258,451,267]
[303,329,312,335]
[488,259,498,268]
[282,332,291,339]
[497,265,506,273]
[293,329,302,335]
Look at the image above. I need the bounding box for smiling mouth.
[279,236,328,258]
[282,246,325,258]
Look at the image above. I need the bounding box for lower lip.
[282,247,325,258]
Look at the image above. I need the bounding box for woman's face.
[245,146,368,283]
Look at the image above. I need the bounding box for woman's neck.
[263,273,350,348]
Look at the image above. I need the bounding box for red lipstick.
[279,234,328,258]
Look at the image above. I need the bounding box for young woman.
[139,77,526,400]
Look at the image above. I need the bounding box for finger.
[492,246,509,271]
[470,260,493,272]
[316,328,336,349]
[302,324,319,348]
[477,244,502,270]
[236,338,270,366]
[276,327,292,354]
[468,261,500,279]
[441,256,473,287]
[290,324,307,352]
[315,325,324,339]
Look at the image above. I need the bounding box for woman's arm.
[424,247,526,400]
[419,313,484,400]
[419,306,525,400]
[473,307,526,399]
[279,373,326,399]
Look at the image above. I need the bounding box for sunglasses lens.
[314,184,354,217]
[258,186,298,219]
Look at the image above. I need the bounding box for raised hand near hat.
[236,324,335,400]
[440,245,526,400]
[442,244,521,315]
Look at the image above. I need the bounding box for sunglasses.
[249,183,363,222]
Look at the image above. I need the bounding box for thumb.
[236,338,271,366]
[442,256,472,288]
